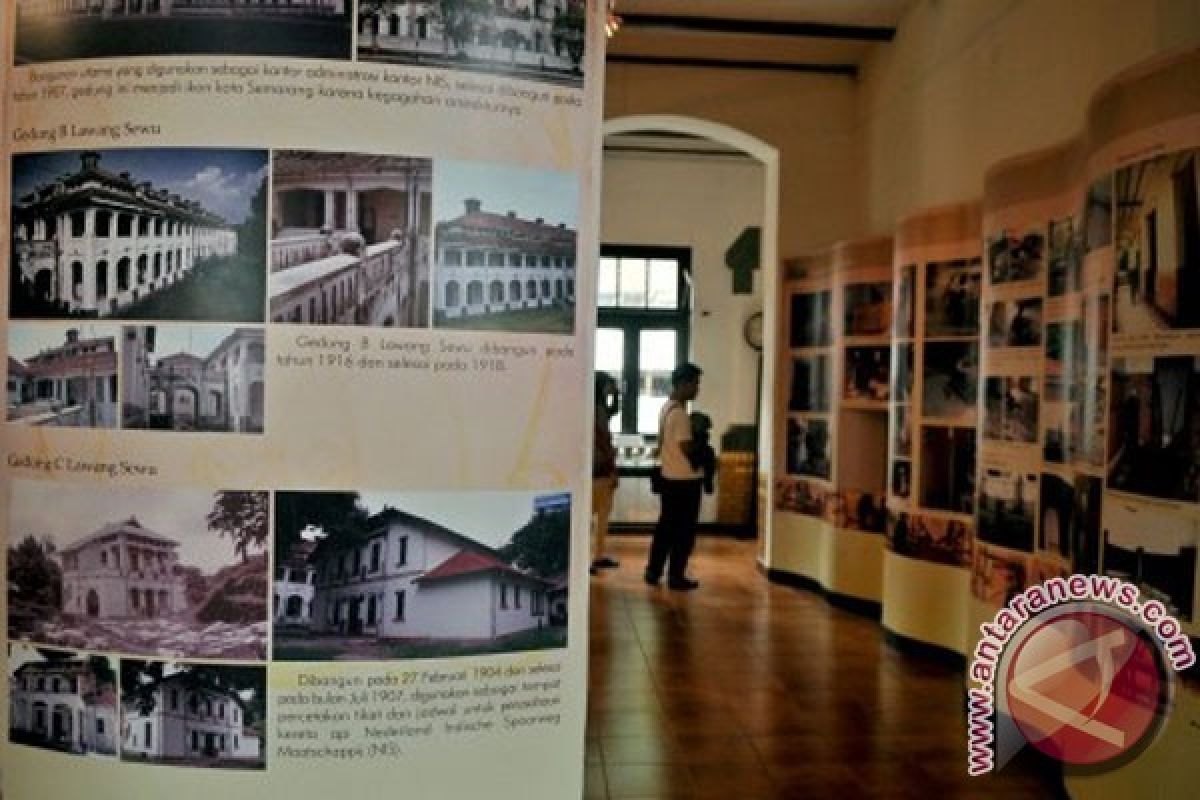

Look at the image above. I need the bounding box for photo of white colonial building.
[358,0,586,87]
[270,151,432,328]
[273,490,570,660]
[9,646,118,758]
[59,517,188,621]
[433,160,578,333]
[121,325,265,433]
[11,151,246,320]
[121,660,264,769]
[15,1,351,63]
[7,324,120,428]
[8,481,269,660]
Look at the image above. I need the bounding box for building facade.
[305,510,550,640]
[435,198,576,319]
[10,658,117,755]
[59,517,187,620]
[7,328,118,427]
[11,152,237,317]
[122,326,265,433]
[18,1,345,18]
[273,541,316,629]
[359,1,583,77]
[122,675,260,763]
[270,152,431,327]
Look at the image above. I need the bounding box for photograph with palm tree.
[7,480,269,660]
[357,0,587,87]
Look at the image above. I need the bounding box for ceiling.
[607,0,912,75]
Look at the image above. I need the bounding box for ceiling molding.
[617,13,896,42]
[607,54,857,77]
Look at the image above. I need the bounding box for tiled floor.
[585,535,1064,799]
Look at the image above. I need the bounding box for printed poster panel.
[2,3,603,799]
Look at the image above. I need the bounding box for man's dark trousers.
[647,478,703,582]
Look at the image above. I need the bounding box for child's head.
[689,411,712,435]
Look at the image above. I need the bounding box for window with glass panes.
[596,246,691,435]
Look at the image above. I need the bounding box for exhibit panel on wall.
[769,237,892,601]
[970,47,1200,800]
[882,202,982,655]
[1,3,603,799]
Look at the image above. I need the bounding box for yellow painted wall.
[859,0,1200,234]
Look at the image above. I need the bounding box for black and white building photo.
[121,326,265,433]
[7,324,120,429]
[270,151,432,328]
[7,482,269,660]
[10,149,267,323]
[357,0,586,87]
[8,645,118,758]
[15,1,351,63]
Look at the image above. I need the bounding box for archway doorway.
[600,115,780,550]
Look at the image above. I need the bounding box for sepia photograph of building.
[7,481,269,660]
[273,489,569,661]
[7,323,120,429]
[8,645,118,758]
[121,659,265,769]
[433,160,578,333]
[10,149,267,323]
[270,151,432,328]
[14,1,351,64]
[121,325,265,433]
[1112,148,1200,335]
[357,0,586,87]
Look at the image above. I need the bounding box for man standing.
[645,362,704,590]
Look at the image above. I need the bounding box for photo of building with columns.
[270,151,432,328]
[15,1,351,63]
[121,325,265,433]
[433,160,578,333]
[8,481,270,660]
[7,324,120,429]
[8,646,118,758]
[357,0,586,87]
[10,149,267,323]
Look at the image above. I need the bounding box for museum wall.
[858,0,1200,235]
[604,66,862,255]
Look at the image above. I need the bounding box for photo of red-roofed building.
[7,324,119,428]
[273,490,570,660]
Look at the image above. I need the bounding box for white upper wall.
[858,0,1200,233]
[600,150,765,434]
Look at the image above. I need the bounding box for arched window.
[467,281,484,305]
[489,280,504,304]
[117,258,131,291]
[445,282,460,307]
[509,280,521,301]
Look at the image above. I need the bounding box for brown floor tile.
[589,536,1061,799]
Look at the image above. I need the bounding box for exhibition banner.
[1,3,604,798]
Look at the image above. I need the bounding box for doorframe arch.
[601,115,780,556]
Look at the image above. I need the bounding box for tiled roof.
[61,516,180,554]
[417,550,534,584]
